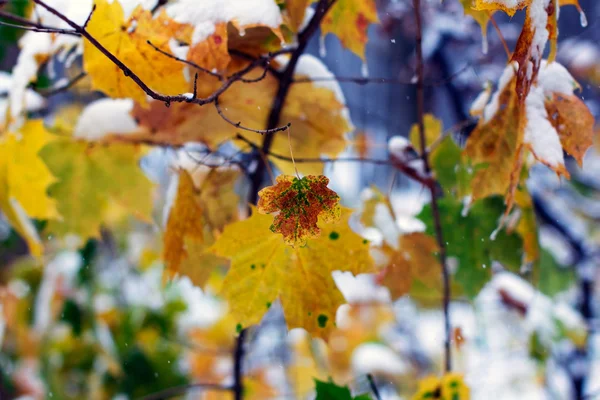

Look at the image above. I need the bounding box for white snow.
[333,271,391,304]
[294,54,346,106]
[523,60,579,168]
[483,62,517,122]
[165,0,282,44]
[387,136,412,160]
[169,277,226,333]
[528,0,552,64]
[33,252,83,333]
[524,85,565,168]
[0,72,45,127]
[74,98,139,140]
[351,343,409,375]
[470,82,492,116]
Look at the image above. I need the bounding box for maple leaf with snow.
[466,60,594,211]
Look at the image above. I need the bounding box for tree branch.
[247,0,336,204]
[30,0,292,135]
[413,0,452,373]
[233,328,247,400]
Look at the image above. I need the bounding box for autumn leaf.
[163,167,240,286]
[465,66,522,202]
[0,120,58,256]
[208,207,373,339]
[279,0,316,32]
[466,60,593,211]
[377,233,441,300]
[83,0,190,104]
[545,93,594,166]
[321,0,379,59]
[40,139,154,240]
[163,170,205,274]
[129,59,351,175]
[165,0,284,70]
[257,175,341,246]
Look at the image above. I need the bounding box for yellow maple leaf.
[163,170,205,274]
[128,63,350,175]
[163,167,237,286]
[258,175,341,246]
[321,0,379,59]
[83,0,190,104]
[0,120,58,256]
[209,207,373,339]
[40,139,154,240]
[377,233,441,300]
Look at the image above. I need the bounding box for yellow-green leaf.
[40,139,154,240]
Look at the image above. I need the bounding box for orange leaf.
[545,93,595,166]
[377,233,441,300]
[258,175,341,246]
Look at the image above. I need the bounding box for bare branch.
[216,98,291,135]
[413,0,452,373]
[30,0,293,134]
[0,10,79,35]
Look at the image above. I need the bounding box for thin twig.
[0,10,79,35]
[82,4,95,29]
[489,13,511,59]
[413,0,452,373]
[215,97,291,135]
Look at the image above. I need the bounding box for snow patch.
[74,99,138,140]
[165,0,282,44]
